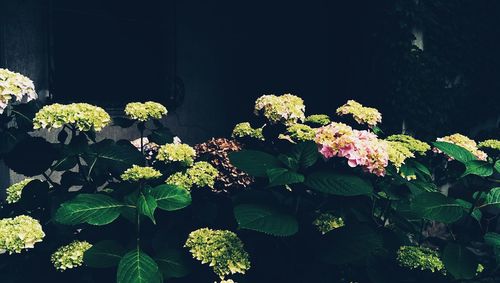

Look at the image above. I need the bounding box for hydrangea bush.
[1,75,500,283]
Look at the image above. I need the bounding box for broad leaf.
[443,243,478,280]
[113,117,135,128]
[266,168,304,187]
[4,137,57,176]
[86,139,144,175]
[290,141,319,168]
[483,187,500,208]
[304,172,373,196]
[55,194,124,225]
[411,192,465,223]
[495,160,500,174]
[484,232,500,248]
[228,150,282,177]
[462,160,493,177]
[456,199,482,222]
[156,248,191,279]
[84,240,126,268]
[149,185,192,211]
[433,141,476,163]
[117,248,162,283]
[234,204,298,236]
[138,192,157,224]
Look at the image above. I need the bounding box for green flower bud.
[386,134,430,156]
[157,143,196,166]
[479,139,500,151]
[6,178,33,204]
[33,103,111,132]
[166,161,219,190]
[231,122,264,140]
[396,246,444,273]
[386,141,415,171]
[286,123,316,142]
[185,228,251,279]
[121,165,162,182]
[0,215,45,254]
[305,114,331,126]
[124,101,167,122]
[51,240,92,271]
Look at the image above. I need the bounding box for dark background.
[1,0,499,142]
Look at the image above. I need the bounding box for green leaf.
[228,150,282,177]
[456,199,482,222]
[55,194,124,225]
[117,248,162,283]
[113,117,135,128]
[406,159,432,177]
[320,225,383,264]
[148,185,192,211]
[277,154,299,171]
[462,160,493,177]
[432,141,477,163]
[84,240,126,268]
[4,137,57,176]
[156,248,191,279]
[484,232,500,248]
[86,139,144,174]
[148,128,174,145]
[266,168,304,187]
[234,204,298,236]
[495,160,500,174]
[304,172,373,196]
[290,141,319,168]
[411,192,465,223]
[483,187,500,208]
[443,243,478,280]
[138,192,157,224]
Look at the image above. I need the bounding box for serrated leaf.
[234,204,298,236]
[433,141,477,163]
[290,141,319,168]
[148,184,192,211]
[156,248,191,279]
[86,139,144,175]
[117,248,162,283]
[483,187,500,208]
[277,154,299,171]
[495,160,500,174]
[138,192,157,224]
[266,168,304,187]
[84,240,125,268]
[411,192,465,223]
[55,194,124,225]
[304,172,373,196]
[443,243,478,280]
[462,160,493,177]
[407,159,432,177]
[228,150,282,177]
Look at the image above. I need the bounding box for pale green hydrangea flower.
[0,215,45,254]
[386,134,430,155]
[336,100,381,127]
[157,143,196,166]
[479,139,500,151]
[254,93,305,125]
[121,165,162,182]
[0,68,37,114]
[313,213,344,234]
[305,114,331,126]
[286,123,316,142]
[435,133,487,161]
[396,246,444,273]
[231,122,264,140]
[6,178,33,204]
[33,103,111,131]
[185,228,251,279]
[166,161,219,190]
[51,240,92,271]
[386,141,415,171]
[124,101,167,122]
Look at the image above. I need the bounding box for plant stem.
[136,182,143,249]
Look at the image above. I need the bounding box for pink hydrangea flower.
[315,122,388,176]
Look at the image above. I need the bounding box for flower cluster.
[386,141,415,171]
[124,101,168,122]
[33,103,111,132]
[6,178,33,204]
[157,143,196,166]
[435,133,487,161]
[0,68,37,114]
[51,240,92,271]
[386,134,430,155]
[194,138,253,192]
[185,228,251,279]
[286,124,316,142]
[121,165,162,182]
[231,122,264,140]
[0,215,45,254]
[396,246,444,273]
[313,213,344,234]
[305,114,331,126]
[166,161,219,190]
[479,139,500,151]
[336,100,382,127]
[254,94,305,124]
[315,122,388,176]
